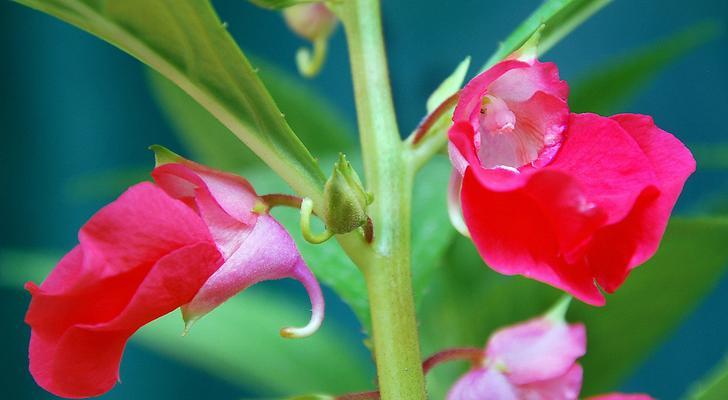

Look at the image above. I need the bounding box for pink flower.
[447,51,695,305]
[25,150,323,398]
[447,314,586,400]
[588,394,654,400]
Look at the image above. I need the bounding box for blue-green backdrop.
[1,0,727,399]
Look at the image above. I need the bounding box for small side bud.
[283,3,337,42]
[282,3,338,77]
[323,154,371,234]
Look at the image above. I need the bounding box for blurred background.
[1,0,727,399]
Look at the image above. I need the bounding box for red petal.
[25,183,222,398]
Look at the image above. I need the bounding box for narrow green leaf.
[570,21,722,115]
[419,217,728,397]
[0,249,373,395]
[148,59,355,171]
[483,0,612,69]
[16,0,328,202]
[426,57,470,113]
[685,354,728,400]
[249,0,318,10]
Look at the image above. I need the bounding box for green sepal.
[323,153,371,234]
[149,144,183,167]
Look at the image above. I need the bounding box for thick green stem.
[339,1,426,399]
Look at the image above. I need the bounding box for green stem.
[339,1,426,399]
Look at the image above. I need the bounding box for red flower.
[25,150,323,398]
[448,53,695,305]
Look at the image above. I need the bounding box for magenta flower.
[448,50,695,305]
[24,150,323,398]
[447,313,586,400]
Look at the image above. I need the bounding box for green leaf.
[148,58,355,171]
[570,21,722,115]
[685,354,728,400]
[16,0,328,202]
[483,0,612,69]
[686,143,728,171]
[576,217,728,394]
[0,249,373,395]
[419,217,728,397]
[426,57,470,113]
[135,287,372,395]
[249,0,318,10]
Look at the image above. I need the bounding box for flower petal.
[447,369,519,400]
[488,61,569,103]
[182,215,324,338]
[485,318,586,384]
[152,162,259,258]
[584,114,695,291]
[517,363,583,400]
[27,241,221,398]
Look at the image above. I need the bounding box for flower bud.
[323,153,371,234]
[283,3,337,42]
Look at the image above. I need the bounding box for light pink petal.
[485,318,586,384]
[447,171,470,237]
[477,91,568,169]
[182,215,324,337]
[517,363,583,400]
[453,60,531,123]
[447,369,519,400]
[587,393,654,400]
[488,61,569,103]
[152,163,259,257]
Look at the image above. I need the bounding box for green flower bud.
[323,154,372,234]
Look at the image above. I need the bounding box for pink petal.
[453,60,531,123]
[488,61,569,103]
[587,393,654,400]
[182,215,324,337]
[459,167,605,305]
[477,91,568,169]
[517,363,583,400]
[584,114,695,291]
[447,369,519,400]
[485,318,586,384]
[548,114,659,226]
[152,162,260,258]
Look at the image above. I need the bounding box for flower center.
[476,94,549,171]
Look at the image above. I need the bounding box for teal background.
[1,0,727,398]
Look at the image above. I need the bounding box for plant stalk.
[339,0,426,399]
